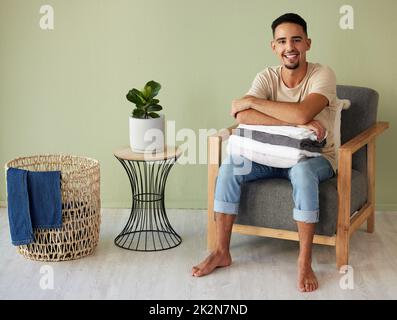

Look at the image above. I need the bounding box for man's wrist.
[248,96,257,108]
[250,97,267,112]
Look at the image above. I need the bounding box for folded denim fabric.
[235,128,326,153]
[6,168,34,245]
[6,168,62,246]
[27,170,62,228]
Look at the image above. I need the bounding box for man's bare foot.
[192,250,232,277]
[297,259,318,292]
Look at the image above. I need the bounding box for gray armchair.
[207,85,389,268]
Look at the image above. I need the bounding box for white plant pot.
[129,114,165,153]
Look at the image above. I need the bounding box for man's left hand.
[230,97,253,118]
[298,120,326,142]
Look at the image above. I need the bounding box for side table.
[113,146,182,251]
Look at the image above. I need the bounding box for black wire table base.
[114,156,182,251]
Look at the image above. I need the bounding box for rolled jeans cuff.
[214,200,239,215]
[293,208,319,223]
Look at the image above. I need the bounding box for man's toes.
[193,269,203,277]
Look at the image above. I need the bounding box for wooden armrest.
[208,123,237,142]
[337,121,389,231]
[339,121,389,154]
[208,123,237,166]
[338,120,389,198]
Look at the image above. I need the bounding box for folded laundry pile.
[6,168,62,246]
[227,124,326,168]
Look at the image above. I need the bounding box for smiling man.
[192,13,338,293]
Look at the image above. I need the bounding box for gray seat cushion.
[236,169,367,236]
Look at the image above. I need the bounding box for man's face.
[271,22,311,70]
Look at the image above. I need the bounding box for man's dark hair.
[271,13,307,37]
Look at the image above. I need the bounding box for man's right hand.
[297,120,326,142]
[230,97,253,118]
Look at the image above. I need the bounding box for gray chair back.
[337,85,379,174]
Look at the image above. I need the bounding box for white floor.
[1,208,397,300]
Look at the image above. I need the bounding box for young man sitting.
[192,13,338,293]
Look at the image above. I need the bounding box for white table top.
[113,145,182,161]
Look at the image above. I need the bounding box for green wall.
[1,0,396,209]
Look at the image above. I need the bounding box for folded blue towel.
[6,168,62,246]
[6,168,33,245]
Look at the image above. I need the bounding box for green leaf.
[132,108,145,118]
[134,88,148,104]
[148,112,160,118]
[145,81,161,98]
[126,88,147,106]
[147,104,162,112]
[142,86,152,99]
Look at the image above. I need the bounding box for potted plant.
[126,80,165,153]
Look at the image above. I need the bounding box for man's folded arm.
[236,108,294,126]
[246,93,329,125]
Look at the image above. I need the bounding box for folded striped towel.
[228,142,300,168]
[227,125,324,168]
[238,124,322,141]
[234,127,326,153]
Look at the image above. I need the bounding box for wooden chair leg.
[367,141,376,233]
[336,231,349,269]
[207,135,221,251]
[336,149,351,270]
[367,206,375,233]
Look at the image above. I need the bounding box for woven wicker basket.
[5,155,101,262]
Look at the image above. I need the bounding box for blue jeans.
[214,154,335,223]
